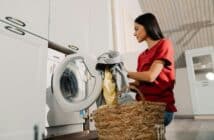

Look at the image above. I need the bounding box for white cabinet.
[49,0,113,56]
[0,1,49,140]
[185,47,214,115]
[0,0,49,37]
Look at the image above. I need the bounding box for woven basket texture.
[93,86,166,140]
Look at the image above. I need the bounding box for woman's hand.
[129,80,140,86]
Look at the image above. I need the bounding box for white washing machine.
[46,49,101,137]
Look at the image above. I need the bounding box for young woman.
[127,13,177,126]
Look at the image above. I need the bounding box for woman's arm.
[128,60,165,82]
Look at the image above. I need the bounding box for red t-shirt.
[136,39,177,112]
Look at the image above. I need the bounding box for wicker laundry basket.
[92,86,166,140]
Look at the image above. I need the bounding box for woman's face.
[134,23,147,43]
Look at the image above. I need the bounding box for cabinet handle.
[4,26,25,35]
[201,83,208,87]
[53,55,60,59]
[5,16,26,27]
[68,45,79,51]
[201,81,209,87]
[34,125,39,140]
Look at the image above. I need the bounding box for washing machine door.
[52,54,102,112]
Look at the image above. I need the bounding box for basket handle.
[129,85,145,102]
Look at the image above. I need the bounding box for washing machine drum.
[51,54,102,112]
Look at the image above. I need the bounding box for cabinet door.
[185,47,214,115]
[0,1,49,140]
[0,0,49,38]
[49,0,113,56]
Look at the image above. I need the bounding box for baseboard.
[174,115,194,119]
[194,115,214,120]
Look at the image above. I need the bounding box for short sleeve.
[154,39,174,67]
[136,55,141,71]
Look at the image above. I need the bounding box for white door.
[0,0,49,139]
[52,54,102,112]
[185,47,214,115]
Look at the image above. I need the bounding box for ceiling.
[138,0,214,68]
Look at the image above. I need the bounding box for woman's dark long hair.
[135,13,164,40]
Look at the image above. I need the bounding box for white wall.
[174,68,194,116]
[112,0,147,54]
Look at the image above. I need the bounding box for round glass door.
[52,54,102,112]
